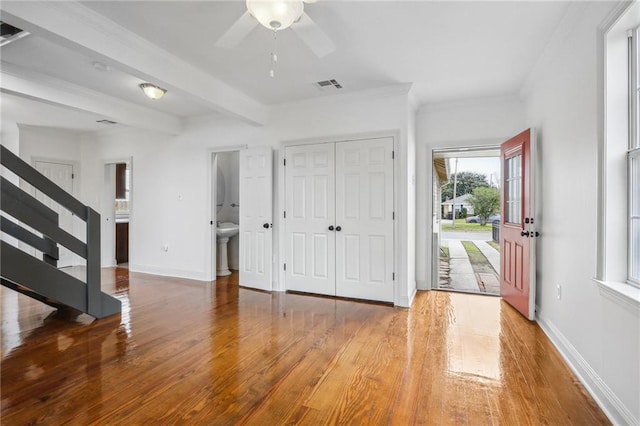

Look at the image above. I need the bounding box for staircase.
[1,145,121,319]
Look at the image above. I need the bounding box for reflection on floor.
[440,239,500,295]
[1,268,609,424]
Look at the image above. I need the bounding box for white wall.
[77,88,414,305]
[415,96,525,289]
[523,2,639,424]
[19,125,83,171]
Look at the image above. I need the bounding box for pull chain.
[270,29,278,78]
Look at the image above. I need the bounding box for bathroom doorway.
[211,150,240,280]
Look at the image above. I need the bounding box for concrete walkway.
[474,240,500,273]
[441,238,500,294]
[443,240,480,292]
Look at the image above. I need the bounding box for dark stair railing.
[0,145,121,318]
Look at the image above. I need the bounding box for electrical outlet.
[556,284,562,300]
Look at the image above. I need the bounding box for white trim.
[129,263,207,282]
[30,156,80,198]
[594,278,640,314]
[416,280,430,291]
[597,0,638,286]
[205,145,248,282]
[395,285,416,308]
[537,315,639,426]
[101,158,133,269]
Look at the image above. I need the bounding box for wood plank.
[0,269,611,425]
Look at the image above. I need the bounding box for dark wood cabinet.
[116,222,129,264]
[115,163,127,199]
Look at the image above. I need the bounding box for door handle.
[263,223,271,229]
[328,225,334,231]
[520,231,529,237]
[335,226,342,232]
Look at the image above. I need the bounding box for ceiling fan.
[215,0,335,58]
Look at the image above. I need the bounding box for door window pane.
[505,154,522,224]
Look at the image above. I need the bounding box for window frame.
[596,1,640,309]
[628,27,640,287]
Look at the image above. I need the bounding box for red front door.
[500,129,537,320]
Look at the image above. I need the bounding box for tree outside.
[441,172,489,202]
[468,186,500,226]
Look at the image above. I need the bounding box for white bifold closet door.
[285,138,394,302]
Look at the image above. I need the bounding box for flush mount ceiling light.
[246,0,304,31]
[139,83,166,100]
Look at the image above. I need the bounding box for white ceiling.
[0,0,572,132]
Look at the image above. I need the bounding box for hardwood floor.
[1,268,609,425]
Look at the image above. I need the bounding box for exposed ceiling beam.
[1,1,268,126]
[1,62,183,135]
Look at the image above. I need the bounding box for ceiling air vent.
[96,119,118,125]
[315,79,343,91]
[0,22,30,47]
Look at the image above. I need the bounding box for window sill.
[593,279,640,314]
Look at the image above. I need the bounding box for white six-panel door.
[335,138,394,302]
[34,161,75,268]
[284,143,336,296]
[284,138,394,302]
[239,147,272,291]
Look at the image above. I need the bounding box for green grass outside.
[487,241,500,252]
[461,241,495,274]
[441,247,450,258]
[441,219,494,232]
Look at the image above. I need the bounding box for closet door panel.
[285,144,335,295]
[335,138,394,302]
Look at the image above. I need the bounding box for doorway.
[101,160,132,268]
[211,151,240,280]
[209,147,273,290]
[432,147,501,296]
[33,159,76,267]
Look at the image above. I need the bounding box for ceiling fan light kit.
[246,0,304,31]
[139,83,167,100]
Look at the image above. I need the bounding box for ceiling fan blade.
[215,11,258,49]
[292,12,335,58]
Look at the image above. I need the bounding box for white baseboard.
[416,279,431,290]
[537,314,638,426]
[128,263,208,282]
[396,284,417,308]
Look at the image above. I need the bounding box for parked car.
[466,214,501,224]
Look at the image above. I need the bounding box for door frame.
[101,157,133,268]
[277,131,400,302]
[31,157,80,266]
[206,145,248,282]
[429,144,501,291]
